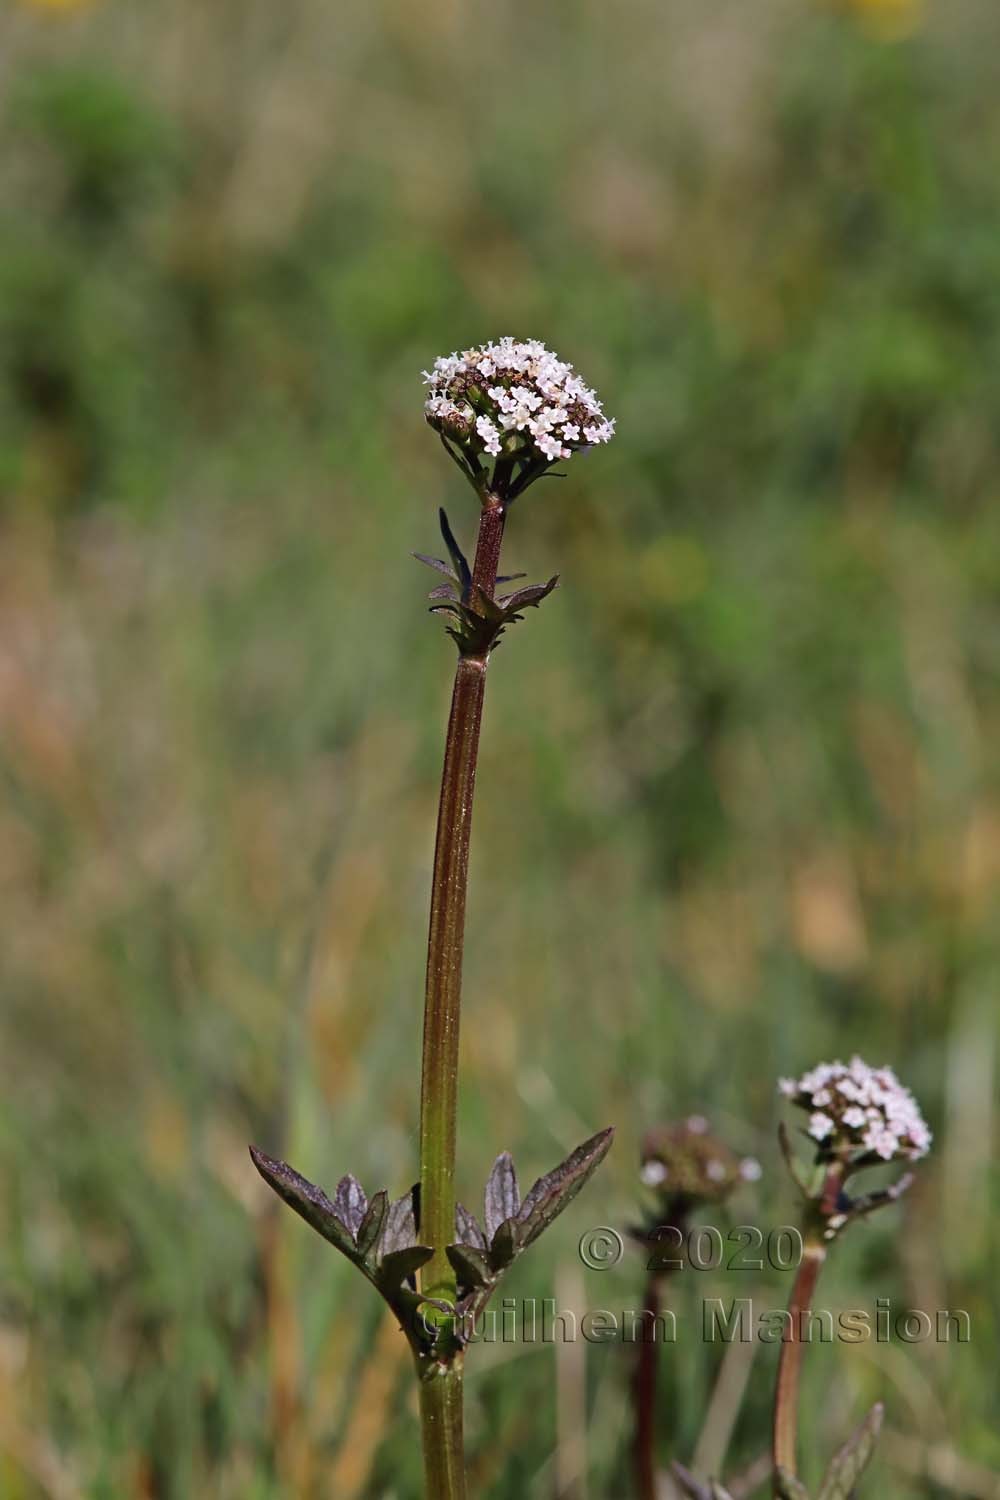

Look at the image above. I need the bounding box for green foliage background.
[1,1,998,1495]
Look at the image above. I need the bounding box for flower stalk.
[419,495,505,1313]
[633,1120,761,1500]
[771,1165,841,1485]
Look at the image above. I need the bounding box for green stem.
[416,497,506,1494]
[416,1354,467,1499]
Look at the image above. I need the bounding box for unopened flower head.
[779,1056,931,1163]
[423,337,614,497]
[640,1120,760,1207]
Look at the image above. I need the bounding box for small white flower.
[780,1057,931,1162]
[686,1115,708,1134]
[475,415,502,457]
[640,1160,669,1187]
[740,1157,763,1182]
[423,337,614,480]
[535,432,567,462]
[706,1159,727,1182]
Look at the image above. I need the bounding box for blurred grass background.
[1,0,999,1495]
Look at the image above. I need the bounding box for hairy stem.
[417,498,506,1498]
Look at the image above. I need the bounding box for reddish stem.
[771,1163,843,1489]
[633,1214,688,1500]
[418,496,506,1309]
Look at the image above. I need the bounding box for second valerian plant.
[251,337,616,1498]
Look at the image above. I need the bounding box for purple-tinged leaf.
[455,1202,487,1251]
[413,552,457,580]
[518,1127,614,1249]
[356,1189,388,1259]
[496,572,527,585]
[428,583,457,601]
[438,509,472,594]
[249,1147,357,1259]
[380,1186,419,1256]
[447,1242,494,1290]
[484,1152,520,1243]
[817,1402,884,1500]
[488,1217,521,1272]
[379,1245,434,1289]
[333,1174,368,1238]
[497,577,559,614]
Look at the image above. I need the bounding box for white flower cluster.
[779,1057,932,1162]
[423,337,615,466]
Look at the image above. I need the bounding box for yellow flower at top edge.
[840,0,923,40]
[19,0,99,12]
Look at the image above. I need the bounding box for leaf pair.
[672,1404,883,1500]
[445,1128,615,1338]
[416,508,558,657]
[249,1148,438,1335]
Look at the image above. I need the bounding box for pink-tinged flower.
[779,1056,931,1163]
[423,337,614,498]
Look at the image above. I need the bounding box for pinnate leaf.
[356,1189,388,1258]
[378,1245,434,1290]
[437,508,472,594]
[488,1217,521,1272]
[517,1127,615,1249]
[249,1147,358,1259]
[455,1202,487,1251]
[381,1186,420,1255]
[333,1173,368,1237]
[413,551,457,581]
[447,1242,494,1290]
[484,1152,520,1242]
[496,576,559,614]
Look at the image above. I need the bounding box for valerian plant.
[770,1058,931,1500]
[251,338,616,1498]
[632,1119,761,1500]
[668,1062,930,1500]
